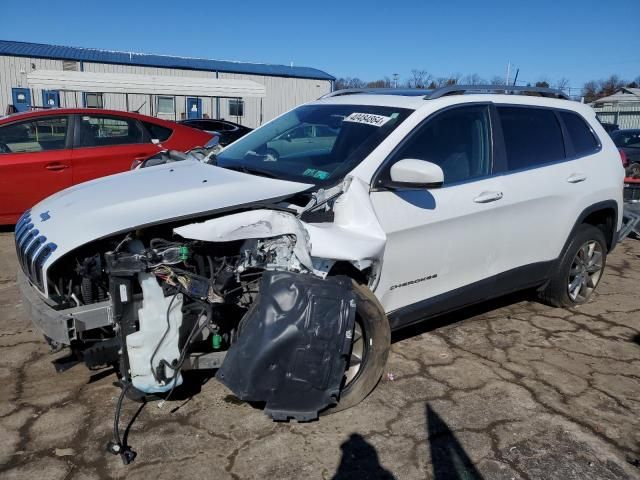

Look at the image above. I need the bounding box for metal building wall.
[1,54,332,128]
[0,55,64,113]
[218,72,332,128]
[594,103,640,129]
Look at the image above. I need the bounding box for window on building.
[390,105,492,184]
[77,115,145,147]
[63,60,78,71]
[229,99,244,117]
[84,93,104,109]
[0,117,68,154]
[498,107,565,170]
[559,111,599,156]
[157,96,176,115]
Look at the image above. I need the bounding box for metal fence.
[593,103,640,129]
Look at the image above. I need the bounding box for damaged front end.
[103,229,356,420]
[19,175,388,463]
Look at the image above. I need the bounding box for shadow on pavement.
[427,404,483,480]
[332,433,396,480]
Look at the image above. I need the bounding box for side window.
[143,122,173,141]
[392,105,492,184]
[498,107,565,170]
[559,111,599,156]
[78,115,145,147]
[0,117,68,154]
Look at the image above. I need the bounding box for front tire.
[539,224,607,307]
[322,281,391,415]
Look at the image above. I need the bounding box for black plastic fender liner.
[216,271,356,421]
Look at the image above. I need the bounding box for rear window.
[559,111,598,156]
[498,107,565,170]
[144,122,173,142]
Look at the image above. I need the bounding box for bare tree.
[599,75,625,97]
[335,77,366,90]
[490,76,506,86]
[462,73,486,85]
[407,70,431,89]
[555,77,570,93]
[366,77,392,88]
[535,80,550,88]
[582,80,600,103]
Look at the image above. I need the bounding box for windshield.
[216,104,412,185]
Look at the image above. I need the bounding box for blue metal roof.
[0,40,335,81]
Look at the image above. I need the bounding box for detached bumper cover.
[217,271,356,421]
[18,270,112,346]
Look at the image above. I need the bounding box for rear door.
[0,115,72,222]
[489,105,591,278]
[70,114,160,184]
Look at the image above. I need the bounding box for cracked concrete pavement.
[1,230,639,479]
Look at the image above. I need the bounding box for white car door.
[487,106,595,279]
[369,104,504,316]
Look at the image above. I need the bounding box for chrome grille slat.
[14,211,54,291]
[26,235,46,277]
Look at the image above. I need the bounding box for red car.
[0,109,212,224]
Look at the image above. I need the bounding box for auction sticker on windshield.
[344,112,392,127]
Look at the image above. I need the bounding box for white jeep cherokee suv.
[17,86,624,425]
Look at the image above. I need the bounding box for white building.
[0,40,334,128]
[591,88,640,129]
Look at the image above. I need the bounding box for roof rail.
[426,85,569,100]
[321,88,433,98]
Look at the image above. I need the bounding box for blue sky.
[3,0,639,93]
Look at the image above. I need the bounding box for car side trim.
[387,261,554,331]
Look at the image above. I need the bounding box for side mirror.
[383,159,444,190]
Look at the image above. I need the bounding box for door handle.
[473,191,503,203]
[567,173,587,184]
[45,163,69,171]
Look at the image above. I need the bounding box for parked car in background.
[179,118,252,146]
[599,121,619,134]
[265,123,339,160]
[0,109,212,224]
[611,129,640,166]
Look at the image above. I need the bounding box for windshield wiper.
[223,165,278,179]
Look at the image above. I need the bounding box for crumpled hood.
[28,159,311,277]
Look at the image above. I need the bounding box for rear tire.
[539,224,607,307]
[322,281,391,415]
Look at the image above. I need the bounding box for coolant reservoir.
[127,273,184,393]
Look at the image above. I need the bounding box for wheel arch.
[568,200,618,253]
[327,261,372,286]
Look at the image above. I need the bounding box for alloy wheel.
[567,240,604,302]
